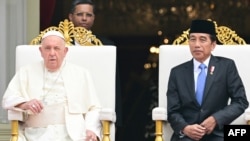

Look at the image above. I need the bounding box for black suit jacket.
[96,35,115,45]
[167,55,249,140]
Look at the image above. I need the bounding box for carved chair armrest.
[99,108,116,141]
[244,108,250,125]
[8,110,26,141]
[152,107,167,141]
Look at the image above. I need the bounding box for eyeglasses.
[73,12,94,18]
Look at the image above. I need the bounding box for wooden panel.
[0,123,11,141]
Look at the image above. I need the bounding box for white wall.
[0,0,8,124]
[0,0,39,124]
[0,1,39,140]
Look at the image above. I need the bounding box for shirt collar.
[193,56,211,71]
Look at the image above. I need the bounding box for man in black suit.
[68,0,115,45]
[68,0,123,137]
[167,19,249,141]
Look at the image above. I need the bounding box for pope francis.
[2,30,102,141]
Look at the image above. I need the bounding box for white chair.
[8,19,116,141]
[152,45,250,141]
[8,45,116,141]
[152,20,250,141]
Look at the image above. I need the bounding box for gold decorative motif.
[173,19,246,45]
[30,19,103,46]
[172,30,190,45]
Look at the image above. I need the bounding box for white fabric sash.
[24,102,65,127]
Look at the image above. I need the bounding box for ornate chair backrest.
[30,19,103,46]
[172,19,246,45]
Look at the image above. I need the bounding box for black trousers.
[171,134,223,141]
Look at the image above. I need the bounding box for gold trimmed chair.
[9,19,116,141]
[173,19,246,45]
[152,19,250,141]
[30,19,103,46]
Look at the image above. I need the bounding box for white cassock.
[2,61,102,141]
